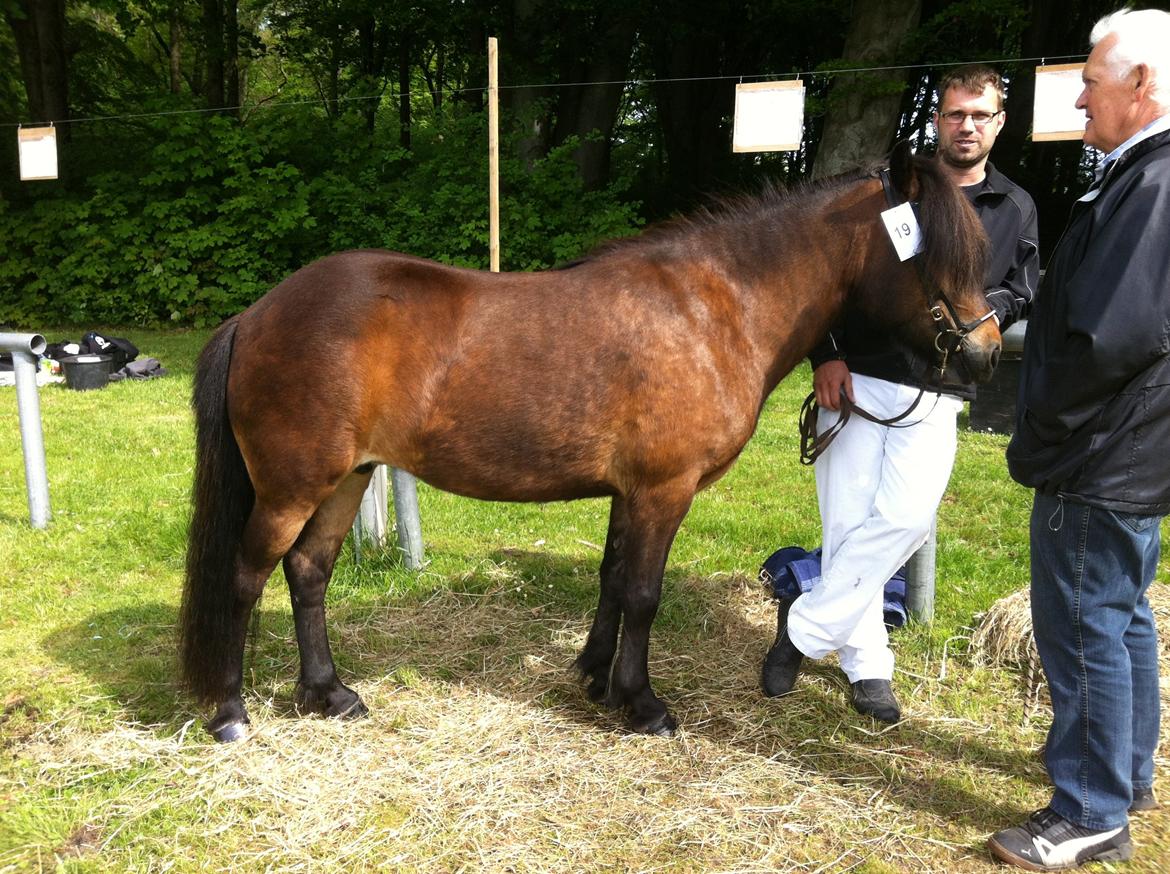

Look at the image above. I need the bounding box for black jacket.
[1006,127,1170,513]
[810,162,1039,399]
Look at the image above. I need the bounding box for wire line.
[3,52,1088,129]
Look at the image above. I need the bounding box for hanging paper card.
[18,126,59,180]
[1033,64,1087,142]
[733,80,805,152]
[881,202,923,261]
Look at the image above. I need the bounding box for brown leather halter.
[797,167,990,465]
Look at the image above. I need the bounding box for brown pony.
[180,142,999,742]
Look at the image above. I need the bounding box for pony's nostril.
[990,346,1001,370]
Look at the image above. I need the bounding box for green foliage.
[0,107,640,327]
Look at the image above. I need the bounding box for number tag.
[881,202,924,261]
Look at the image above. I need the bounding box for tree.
[3,0,70,134]
[547,4,637,190]
[813,0,921,179]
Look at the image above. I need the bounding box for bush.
[0,108,641,327]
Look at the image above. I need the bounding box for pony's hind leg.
[575,495,629,702]
[207,501,311,742]
[283,471,373,721]
[605,480,695,736]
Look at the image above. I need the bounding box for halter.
[796,167,995,466]
[877,167,996,378]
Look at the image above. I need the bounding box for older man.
[991,8,1170,871]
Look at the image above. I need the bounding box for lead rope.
[798,386,931,465]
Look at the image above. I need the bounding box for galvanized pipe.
[352,465,425,570]
[0,332,50,528]
[906,517,937,623]
[390,467,424,570]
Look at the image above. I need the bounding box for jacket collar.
[962,161,1011,200]
[1079,125,1170,203]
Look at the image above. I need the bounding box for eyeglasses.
[938,110,1003,127]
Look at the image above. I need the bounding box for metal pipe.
[352,464,388,563]
[0,332,50,528]
[906,517,936,623]
[390,467,424,570]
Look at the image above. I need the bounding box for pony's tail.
[179,316,254,705]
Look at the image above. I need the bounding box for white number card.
[880,202,923,261]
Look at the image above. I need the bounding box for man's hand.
[814,360,854,411]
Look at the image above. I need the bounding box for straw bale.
[971,582,1170,712]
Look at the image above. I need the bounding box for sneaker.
[761,600,803,697]
[850,679,901,724]
[988,807,1133,870]
[1130,787,1160,813]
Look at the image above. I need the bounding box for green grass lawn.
[0,327,1165,872]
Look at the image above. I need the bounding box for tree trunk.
[551,15,636,190]
[648,33,736,209]
[4,0,69,135]
[169,7,182,95]
[225,0,239,112]
[503,0,551,169]
[201,0,224,108]
[399,39,411,149]
[813,0,921,179]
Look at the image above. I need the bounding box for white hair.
[1090,8,1170,110]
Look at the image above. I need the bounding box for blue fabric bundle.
[760,545,908,629]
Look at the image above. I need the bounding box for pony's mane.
[564,166,878,266]
[912,155,990,296]
[564,156,987,293]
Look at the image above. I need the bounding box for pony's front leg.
[283,475,371,722]
[575,496,629,701]
[605,482,695,736]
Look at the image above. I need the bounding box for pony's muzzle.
[962,321,1003,383]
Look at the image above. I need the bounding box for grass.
[0,326,1166,872]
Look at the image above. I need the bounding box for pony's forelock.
[915,156,990,301]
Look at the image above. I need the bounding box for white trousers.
[787,374,962,682]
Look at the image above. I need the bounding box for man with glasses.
[992,9,1170,869]
[761,65,1038,723]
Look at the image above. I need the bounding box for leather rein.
[798,167,993,466]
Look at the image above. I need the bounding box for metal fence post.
[351,465,424,569]
[1,332,50,528]
[390,468,424,570]
[905,516,936,622]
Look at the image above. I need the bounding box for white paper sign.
[733,80,805,152]
[881,202,924,261]
[1033,64,1087,142]
[18,126,59,181]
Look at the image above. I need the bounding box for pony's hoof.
[330,696,370,720]
[630,711,677,737]
[585,677,608,703]
[209,720,249,743]
[296,683,368,720]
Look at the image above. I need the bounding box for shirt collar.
[1079,112,1170,202]
[1099,112,1170,174]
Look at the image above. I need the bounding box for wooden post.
[488,36,500,272]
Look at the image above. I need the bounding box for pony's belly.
[410,462,615,503]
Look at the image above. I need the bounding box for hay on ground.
[971,583,1170,714]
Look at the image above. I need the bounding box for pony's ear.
[888,140,916,199]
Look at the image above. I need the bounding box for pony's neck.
[729,183,875,397]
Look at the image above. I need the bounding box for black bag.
[80,332,139,368]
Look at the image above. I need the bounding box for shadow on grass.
[44,545,1046,838]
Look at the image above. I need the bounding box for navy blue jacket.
[1006,127,1170,513]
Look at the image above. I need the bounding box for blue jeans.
[1030,492,1162,830]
